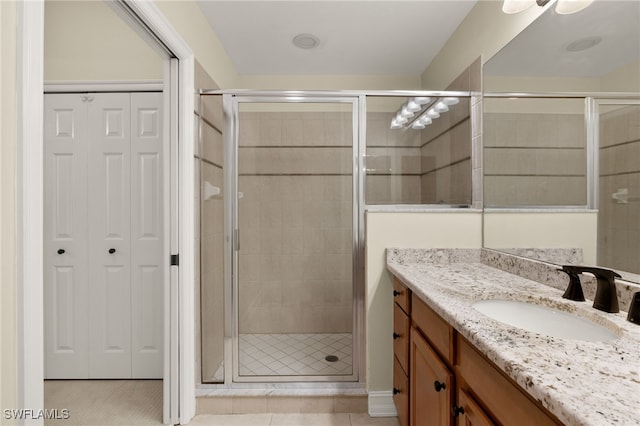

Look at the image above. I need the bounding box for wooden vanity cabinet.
[392,278,411,426]
[392,276,562,426]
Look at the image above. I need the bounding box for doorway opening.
[25,1,195,424]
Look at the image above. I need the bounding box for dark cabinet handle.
[392,388,400,395]
[108,248,116,254]
[57,249,65,255]
[451,404,465,417]
[434,381,446,392]
[393,290,401,297]
[393,332,401,340]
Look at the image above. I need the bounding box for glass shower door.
[597,100,640,274]
[232,98,359,381]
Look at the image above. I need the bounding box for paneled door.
[44,92,164,379]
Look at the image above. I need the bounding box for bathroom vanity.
[386,248,640,426]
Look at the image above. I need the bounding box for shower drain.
[325,355,339,363]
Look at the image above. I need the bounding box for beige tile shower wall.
[365,111,422,204]
[237,112,353,334]
[484,113,586,206]
[598,105,640,274]
[195,61,225,383]
[420,100,472,205]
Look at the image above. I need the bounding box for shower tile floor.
[238,333,353,377]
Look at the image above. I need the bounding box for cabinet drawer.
[456,336,561,426]
[412,294,453,364]
[393,303,410,374]
[393,357,409,426]
[393,277,411,314]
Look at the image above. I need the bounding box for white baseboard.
[368,391,398,417]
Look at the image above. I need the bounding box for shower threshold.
[203,332,355,384]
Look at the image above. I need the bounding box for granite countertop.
[386,248,640,426]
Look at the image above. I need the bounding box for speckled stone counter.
[386,248,640,426]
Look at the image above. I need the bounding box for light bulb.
[419,116,432,126]
[555,0,594,14]
[406,100,422,112]
[434,102,449,113]
[442,97,459,106]
[400,107,415,119]
[390,119,402,130]
[395,114,408,124]
[412,123,425,130]
[426,109,440,119]
[414,97,431,105]
[502,0,536,14]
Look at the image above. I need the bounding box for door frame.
[17,1,196,424]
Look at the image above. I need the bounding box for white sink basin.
[473,300,618,342]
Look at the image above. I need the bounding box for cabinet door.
[410,327,453,426]
[455,389,495,426]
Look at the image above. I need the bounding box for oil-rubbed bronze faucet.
[560,266,622,313]
[558,266,585,302]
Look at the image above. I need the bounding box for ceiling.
[484,0,640,78]
[196,0,477,76]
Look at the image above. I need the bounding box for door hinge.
[170,254,179,266]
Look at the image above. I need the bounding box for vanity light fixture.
[555,0,594,15]
[502,0,592,15]
[502,0,537,14]
[390,96,460,130]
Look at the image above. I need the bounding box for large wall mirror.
[482,0,640,282]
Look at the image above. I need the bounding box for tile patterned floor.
[45,380,162,425]
[188,413,400,426]
[239,333,353,377]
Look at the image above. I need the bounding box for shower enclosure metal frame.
[223,93,365,383]
[200,89,474,386]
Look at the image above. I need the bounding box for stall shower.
[197,90,473,385]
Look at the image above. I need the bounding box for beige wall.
[484,75,601,93]
[1,0,17,421]
[600,60,640,93]
[155,0,238,89]
[44,0,163,81]
[484,211,597,264]
[237,75,422,91]
[365,211,482,392]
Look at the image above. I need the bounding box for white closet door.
[130,92,164,378]
[88,93,133,378]
[45,92,163,380]
[44,94,90,379]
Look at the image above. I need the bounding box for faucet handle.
[561,265,621,313]
[558,267,586,302]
